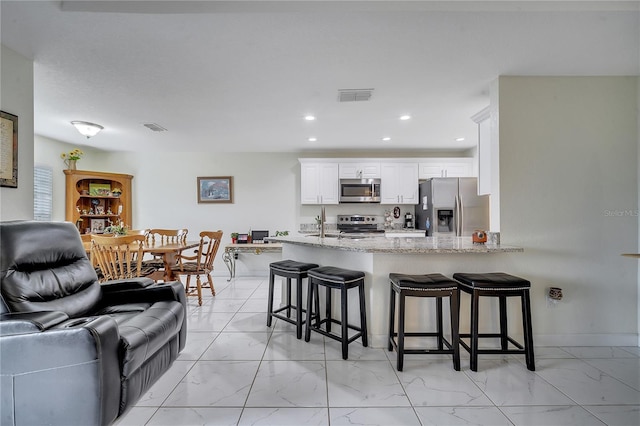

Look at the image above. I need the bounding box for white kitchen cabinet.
[300,162,339,204]
[418,158,474,179]
[380,163,419,204]
[472,101,500,232]
[339,162,381,179]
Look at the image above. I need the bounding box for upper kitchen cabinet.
[471,106,495,196]
[380,162,419,204]
[418,158,474,179]
[300,161,339,204]
[338,162,381,179]
[472,101,500,232]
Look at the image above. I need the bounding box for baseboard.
[368,333,640,350]
[534,333,639,347]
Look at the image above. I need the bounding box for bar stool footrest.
[389,334,455,354]
[309,318,364,343]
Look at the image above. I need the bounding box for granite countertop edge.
[267,236,523,254]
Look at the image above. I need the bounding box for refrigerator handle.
[458,197,464,237]
[454,195,460,236]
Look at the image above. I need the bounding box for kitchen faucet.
[320,205,326,238]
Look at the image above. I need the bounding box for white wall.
[91,151,301,275]
[499,76,639,346]
[34,135,110,221]
[0,45,34,220]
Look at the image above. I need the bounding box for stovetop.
[337,214,381,232]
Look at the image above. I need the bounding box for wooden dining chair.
[144,229,188,266]
[170,230,223,306]
[91,234,158,282]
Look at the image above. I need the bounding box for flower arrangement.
[104,224,128,236]
[60,148,84,170]
[60,148,84,161]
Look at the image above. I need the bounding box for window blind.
[34,166,53,221]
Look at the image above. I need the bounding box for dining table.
[83,238,200,281]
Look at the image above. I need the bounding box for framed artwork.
[0,111,18,188]
[198,176,233,204]
[90,218,106,233]
[89,183,111,196]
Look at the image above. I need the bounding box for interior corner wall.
[34,135,109,222]
[0,45,34,221]
[499,76,639,346]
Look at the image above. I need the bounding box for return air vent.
[143,123,167,132]
[338,88,373,102]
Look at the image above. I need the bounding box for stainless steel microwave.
[339,179,381,203]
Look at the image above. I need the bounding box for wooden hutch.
[64,169,133,235]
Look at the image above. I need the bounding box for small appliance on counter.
[251,230,269,244]
[404,212,414,229]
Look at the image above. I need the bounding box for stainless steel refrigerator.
[415,177,489,236]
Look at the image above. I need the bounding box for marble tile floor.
[114,277,640,426]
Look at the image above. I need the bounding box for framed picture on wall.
[197,176,233,204]
[0,111,18,188]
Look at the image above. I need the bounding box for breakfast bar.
[267,235,524,348]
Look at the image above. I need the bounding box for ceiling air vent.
[338,88,373,102]
[143,123,167,132]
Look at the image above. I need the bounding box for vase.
[65,159,77,170]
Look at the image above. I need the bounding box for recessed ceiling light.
[382,137,391,141]
[455,137,465,142]
[399,115,411,121]
[304,115,316,121]
[308,137,317,142]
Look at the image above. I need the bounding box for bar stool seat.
[267,260,318,339]
[305,266,368,359]
[453,272,535,371]
[388,273,460,371]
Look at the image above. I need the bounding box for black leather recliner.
[0,221,187,426]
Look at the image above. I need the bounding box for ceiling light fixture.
[308,137,317,142]
[304,115,316,121]
[382,137,391,141]
[71,121,103,138]
[455,137,465,142]
[399,115,411,121]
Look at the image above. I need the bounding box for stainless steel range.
[337,215,385,236]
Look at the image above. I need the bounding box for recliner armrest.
[97,281,188,352]
[1,315,121,425]
[100,277,155,291]
[100,280,185,305]
[0,311,69,336]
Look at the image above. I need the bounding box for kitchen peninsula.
[267,234,524,348]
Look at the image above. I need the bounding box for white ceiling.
[1,1,639,154]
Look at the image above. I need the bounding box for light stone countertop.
[267,235,523,254]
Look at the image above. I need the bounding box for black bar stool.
[267,260,319,339]
[452,272,535,371]
[305,266,368,359]
[388,273,460,371]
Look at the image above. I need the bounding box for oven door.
[339,179,381,203]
